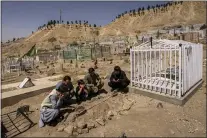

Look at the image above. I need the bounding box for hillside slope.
[100,1,206,36]
[2,1,206,58]
[2,24,100,58]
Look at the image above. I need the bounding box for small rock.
[111,92,118,97]
[80,64,85,68]
[87,120,95,129]
[72,132,78,136]
[122,101,134,111]
[107,111,114,120]
[90,97,97,102]
[97,95,104,99]
[73,125,78,132]
[66,112,76,122]
[35,108,39,110]
[82,128,89,133]
[100,132,105,137]
[96,118,105,126]
[113,111,118,116]
[119,111,128,115]
[188,129,195,133]
[77,128,82,134]
[64,125,74,136]
[157,102,163,109]
[57,125,65,132]
[77,118,87,129]
[170,129,175,135]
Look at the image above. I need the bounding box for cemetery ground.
[1,51,206,137]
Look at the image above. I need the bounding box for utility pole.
[60,9,62,24]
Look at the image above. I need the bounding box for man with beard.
[108,66,130,92]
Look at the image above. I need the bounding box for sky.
[2,1,167,42]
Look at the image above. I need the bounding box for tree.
[53,20,56,26]
[32,31,34,34]
[62,20,64,24]
[94,24,96,27]
[71,21,73,24]
[75,20,78,24]
[67,21,69,25]
[89,24,91,27]
[128,10,131,16]
[125,11,127,14]
[13,38,16,41]
[142,7,145,15]
[79,20,81,25]
[147,5,150,11]
[152,6,155,13]
[57,20,59,24]
[133,9,136,16]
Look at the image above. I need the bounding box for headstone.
[18,77,35,88]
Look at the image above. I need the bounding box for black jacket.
[110,70,129,82]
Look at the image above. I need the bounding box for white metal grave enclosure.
[130,39,203,100]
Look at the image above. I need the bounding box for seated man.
[108,66,130,92]
[56,75,75,105]
[84,68,104,95]
[75,79,89,103]
[39,84,67,128]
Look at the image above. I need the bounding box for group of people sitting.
[39,66,130,128]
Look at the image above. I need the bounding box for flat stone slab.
[1,75,63,108]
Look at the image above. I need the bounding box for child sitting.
[75,79,89,104]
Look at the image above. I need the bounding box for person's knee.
[121,81,130,88]
[98,82,104,89]
[54,109,60,117]
[108,81,112,87]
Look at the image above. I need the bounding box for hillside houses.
[137,24,206,42]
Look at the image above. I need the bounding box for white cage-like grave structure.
[130,39,203,100]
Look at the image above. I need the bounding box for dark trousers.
[75,92,87,102]
[108,79,130,89]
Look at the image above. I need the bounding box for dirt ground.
[1,52,206,137]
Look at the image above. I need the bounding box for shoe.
[111,88,117,92]
[112,88,120,92]
[47,120,58,127]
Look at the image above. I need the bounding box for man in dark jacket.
[75,79,89,104]
[56,75,75,105]
[108,66,130,92]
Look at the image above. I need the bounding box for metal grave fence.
[130,39,203,100]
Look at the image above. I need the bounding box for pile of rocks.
[57,109,118,136]
[57,94,135,137]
